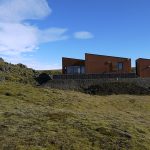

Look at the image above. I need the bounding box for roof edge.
[62,57,85,61]
[136,58,150,61]
[85,53,131,59]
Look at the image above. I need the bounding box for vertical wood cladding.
[85,53,131,74]
[136,58,150,77]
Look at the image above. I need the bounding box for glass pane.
[117,63,123,70]
[81,66,85,74]
[67,66,84,74]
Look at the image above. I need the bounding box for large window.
[117,62,123,71]
[67,66,85,74]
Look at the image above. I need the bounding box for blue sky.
[0,0,150,69]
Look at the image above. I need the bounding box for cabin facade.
[62,57,85,74]
[62,53,131,74]
[85,53,131,74]
[136,58,150,78]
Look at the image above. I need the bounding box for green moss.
[0,82,150,150]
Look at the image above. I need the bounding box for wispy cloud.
[0,23,68,55]
[0,0,68,56]
[0,0,51,22]
[74,31,94,39]
[39,28,69,43]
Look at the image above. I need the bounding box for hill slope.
[0,82,150,150]
[0,60,37,84]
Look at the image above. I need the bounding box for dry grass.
[0,82,150,150]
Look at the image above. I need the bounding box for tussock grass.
[0,82,150,150]
[0,61,37,84]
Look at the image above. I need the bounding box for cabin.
[136,58,150,78]
[62,53,131,74]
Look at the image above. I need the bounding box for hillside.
[0,82,150,150]
[0,60,62,85]
[0,60,37,84]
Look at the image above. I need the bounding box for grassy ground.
[0,82,150,150]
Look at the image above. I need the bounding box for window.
[67,66,74,74]
[80,66,85,74]
[67,66,85,74]
[117,62,123,71]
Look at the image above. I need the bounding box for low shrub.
[36,73,52,85]
[84,82,150,95]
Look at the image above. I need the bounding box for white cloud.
[74,31,94,39]
[39,28,69,42]
[0,23,68,55]
[0,23,38,55]
[0,0,51,22]
[0,0,68,56]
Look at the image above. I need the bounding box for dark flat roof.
[62,57,85,61]
[136,58,150,61]
[85,53,131,59]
